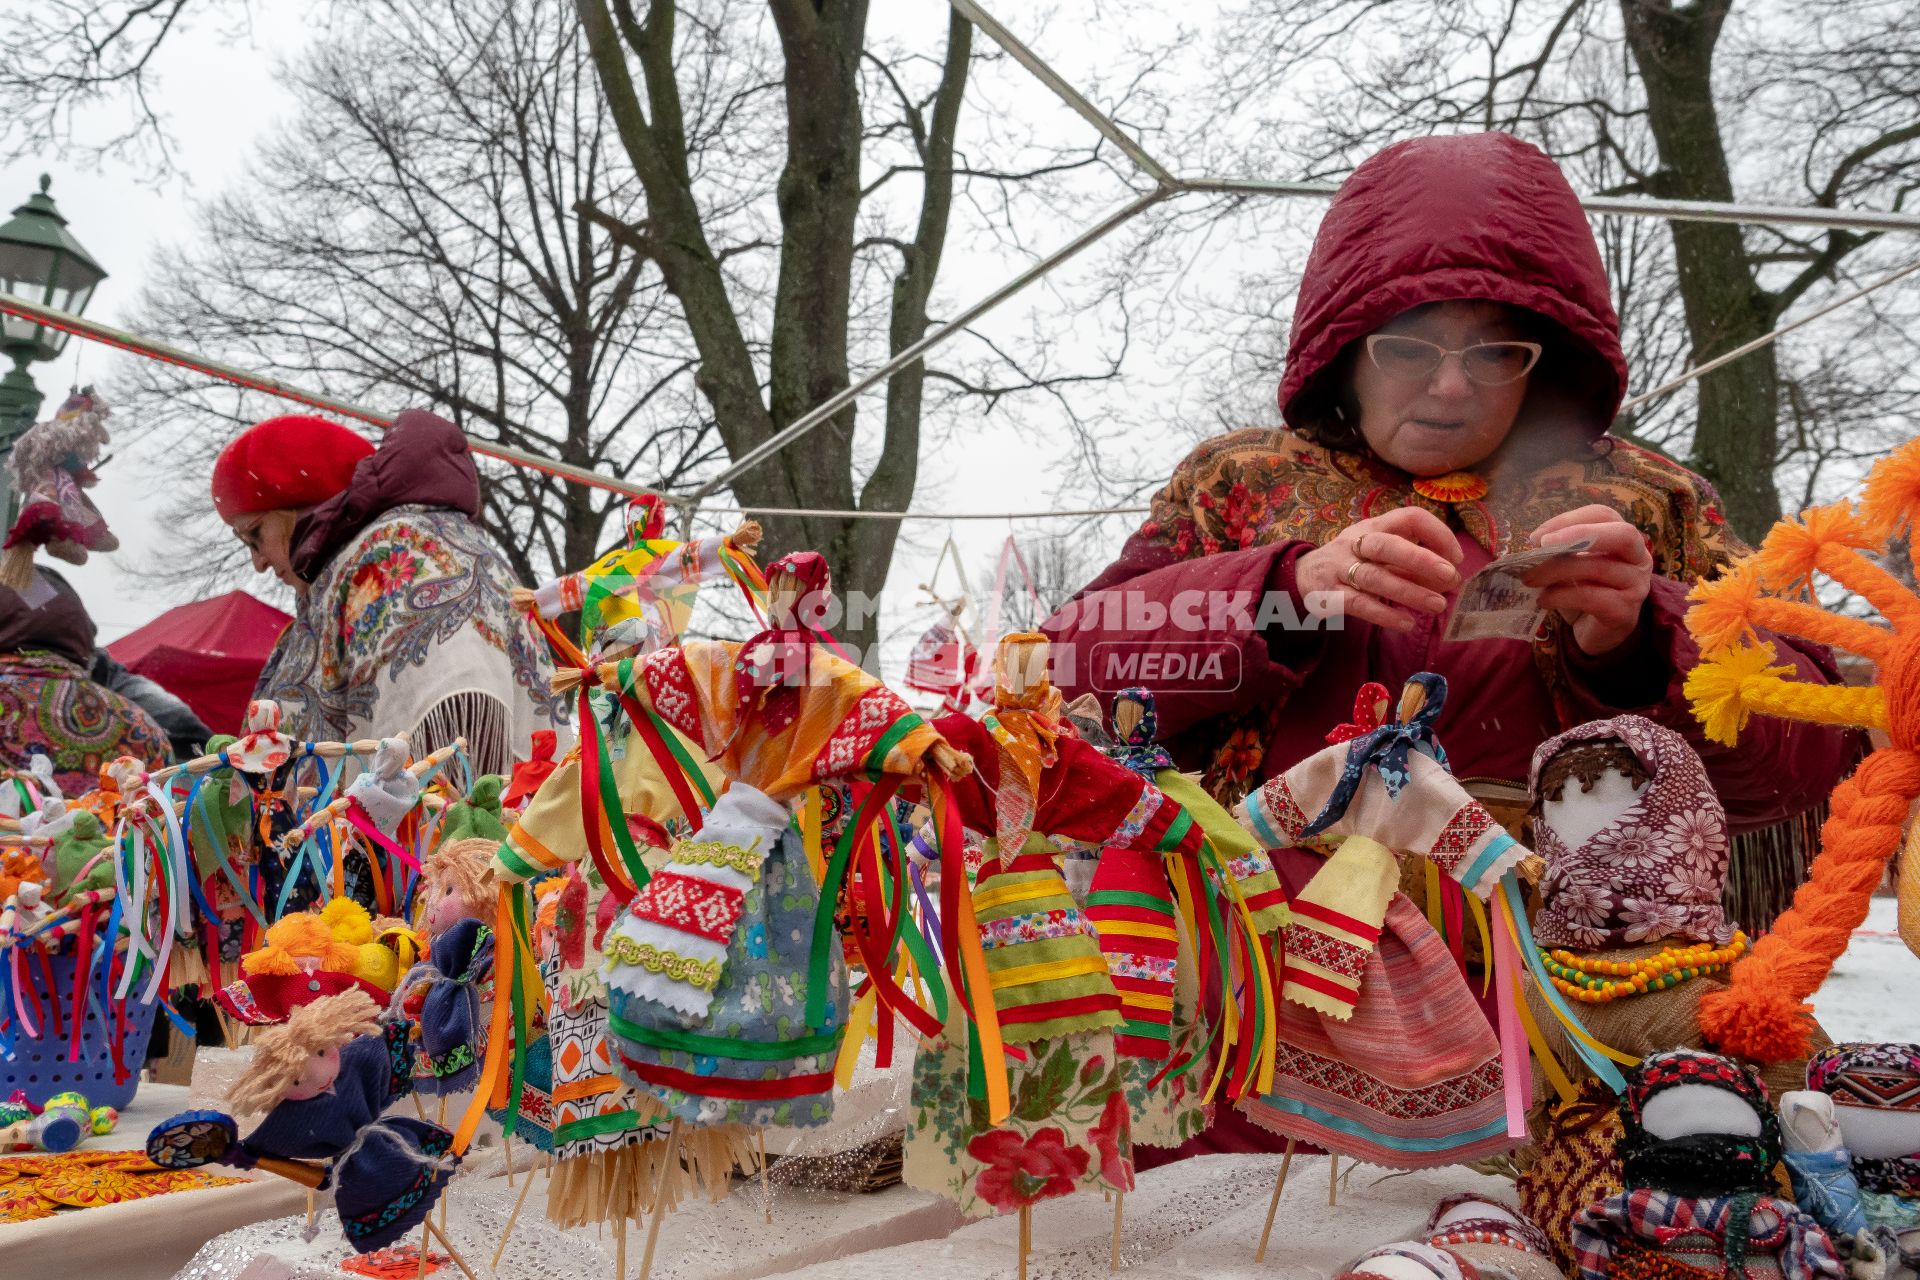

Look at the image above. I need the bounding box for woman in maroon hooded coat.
[1042,133,1855,1156]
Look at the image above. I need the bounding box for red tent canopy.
[107,591,291,735]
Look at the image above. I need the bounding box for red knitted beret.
[210,414,374,521]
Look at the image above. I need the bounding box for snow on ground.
[1812,895,1917,1042]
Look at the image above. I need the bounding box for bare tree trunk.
[1619,0,1782,542]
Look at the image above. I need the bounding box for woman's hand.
[1524,505,1653,657]
[1295,507,1463,633]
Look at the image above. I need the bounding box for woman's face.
[228,509,304,590]
[1351,300,1534,477]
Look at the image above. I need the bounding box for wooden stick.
[491,1154,545,1269]
[1109,1189,1125,1271]
[504,1134,516,1188]
[616,1218,628,1280]
[305,1188,317,1231]
[758,1126,772,1224]
[1018,1204,1031,1280]
[638,1121,682,1280]
[416,1221,432,1280]
[1327,1152,1338,1207]
[423,1216,479,1280]
[413,1094,428,1121]
[1253,1139,1297,1263]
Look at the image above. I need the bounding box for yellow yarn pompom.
[320,896,374,946]
[1684,641,1791,747]
[1685,560,1767,655]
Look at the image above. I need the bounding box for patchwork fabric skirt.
[1239,893,1513,1169]
[607,816,847,1130]
[974,849,1122,1044]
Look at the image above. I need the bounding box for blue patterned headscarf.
[1109,687,1177,780]
[1297,672,1450,839]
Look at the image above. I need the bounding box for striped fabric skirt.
[1239,892,1514,1169]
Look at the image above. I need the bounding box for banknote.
[1443,537,1595,642]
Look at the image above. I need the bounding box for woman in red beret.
[212,409,562,772]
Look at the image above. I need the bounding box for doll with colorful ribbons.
[1100,685,1289,1061]
[555,554,978,1120]
[904,633,1271,1221]
[1682,433,1920,1062]
[1235,673,1535,1170]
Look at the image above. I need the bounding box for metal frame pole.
[0,295,655,501]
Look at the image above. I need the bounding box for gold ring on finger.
[1345,560,1366,589]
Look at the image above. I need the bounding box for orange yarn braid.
[1683,439,1920,1061]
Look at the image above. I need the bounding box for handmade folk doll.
[1805,1044,1920,1241]
[1,389,117,591]
[1517,716,1805,1265]
[908,634,1236,1218]
[1570,1050,1845,1280]
[209,990,458,1252]
[578,553,971,1133]
[1235,673,1528,1169]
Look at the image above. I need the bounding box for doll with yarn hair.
[1682,432,1920,1061]
[398,838,498,1095]
[212,990,460,1252]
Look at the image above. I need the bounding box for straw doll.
[907,633,1249,1219]
[560,552,973,1133]
[1235,673,1529,1168]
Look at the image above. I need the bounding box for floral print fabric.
[254,506,561,769]
[1531,715,1733,948]
[906,1019,1133,1218]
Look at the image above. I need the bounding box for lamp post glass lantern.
[0,174,107,519]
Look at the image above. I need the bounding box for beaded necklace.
[1538,933,1748,1004]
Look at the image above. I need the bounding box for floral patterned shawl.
[1138,429,1745,802]
[254,505,562,774]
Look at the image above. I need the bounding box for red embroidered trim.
[1259,775,1307,841]
[630,871,744,946]
[815,686,915,780]
[1289,898,1383,942]
[640,649,704,742]
[1429,802,1496,874]
[1283,922,1371,979]
[1273,1042,1503,1120]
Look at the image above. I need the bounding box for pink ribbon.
[1491,899,1533,1139]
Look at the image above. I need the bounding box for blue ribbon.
[1299,672,1450,839]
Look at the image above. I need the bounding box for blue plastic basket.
[3,944,162,1111]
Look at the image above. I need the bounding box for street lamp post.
[0,175,107,520]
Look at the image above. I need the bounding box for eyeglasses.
[1364,335,1542,387]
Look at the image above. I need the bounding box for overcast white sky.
[3,1,1266,663]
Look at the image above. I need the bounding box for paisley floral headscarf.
[1529,714,1732,949]
[1110,686,1176,780]
[984,632,1061,857]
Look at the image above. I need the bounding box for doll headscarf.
[1111,686,1176,779]
[733,550,832,738]
[984,631,1062,856]
[1528,714,1732,950]
[1299,672,1449,840]
[1806,1043,1920,1194]
[1617,1049,1782,1196]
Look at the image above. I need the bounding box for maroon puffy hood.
[1277,132,1628,441]
[289,408,481,583]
